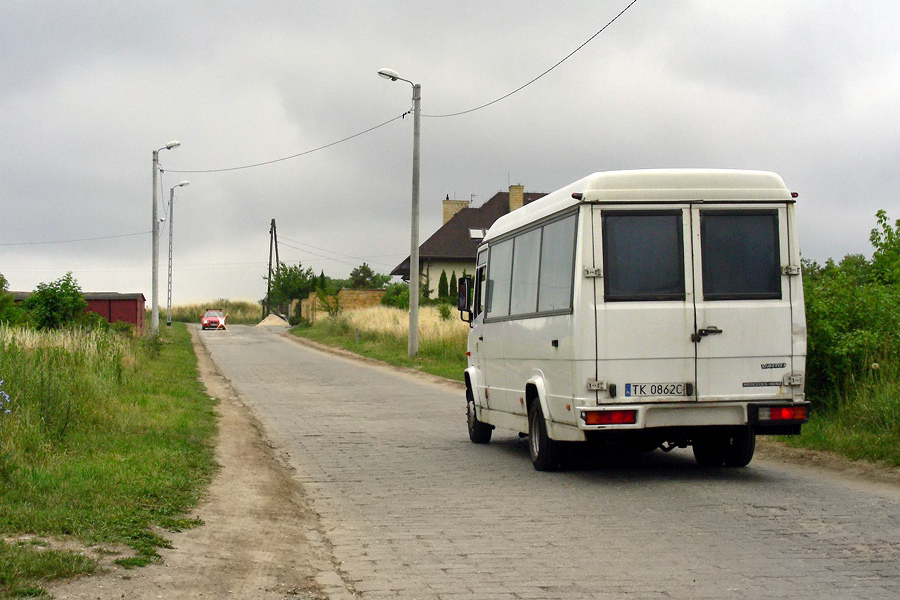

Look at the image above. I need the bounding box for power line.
[0,231,149,247]
[165,112,410,174]
[424,0,641,118]
[279,240,395,271]
[280,236,398,264]
[157,0,639,175]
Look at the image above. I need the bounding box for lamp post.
[151,141,181,336]
[378,68,421,358]
[166,180,190,327]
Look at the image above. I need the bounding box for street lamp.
[151,140,180,336]
[166,180,190,327]
[378,67,421,358]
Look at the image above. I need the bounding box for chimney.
[509,184,524,212]
[442,194,469,224]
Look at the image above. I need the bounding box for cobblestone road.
[200,325,900,600]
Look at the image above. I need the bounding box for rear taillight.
[582,410,637,426]
[758,405,807,421]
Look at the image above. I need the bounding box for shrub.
[21,273,87,330]
[803,262,900,409]
[381,283,410,309]
[0,274,23,325]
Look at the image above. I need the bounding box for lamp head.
[165,141,181,150]
[177,180,190,187]
[377,68,400,82]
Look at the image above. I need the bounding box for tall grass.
[292,305,468,380]
[784,360,900,466]
[169,299,262,325]
[0,326,135,455]
[0,323,217,597]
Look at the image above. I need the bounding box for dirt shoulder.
[47,327,342,600]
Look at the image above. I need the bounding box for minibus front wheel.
[466,385,493,444]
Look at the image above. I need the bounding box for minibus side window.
[510,228,541,315]
[538,213,577,312]
[602,211,685,302]
[474,250,487,318]
[701,210,781,300]
[486,239,513,318]
[475,265,487,317]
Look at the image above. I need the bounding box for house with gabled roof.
[392,184,545,298]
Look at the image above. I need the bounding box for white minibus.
[458,169,809,471]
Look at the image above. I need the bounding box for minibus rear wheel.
[466,386,492,444]
[723,426,755,467]
[528,402,560,471]
[692,432,727,467]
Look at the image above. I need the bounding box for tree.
[348,263,390,290]
[870,209,900,285]
[437,270,449,299]
[449,271,457,300]
[22,272,87,330]
[268,262,316,307]
[0,273,22,324]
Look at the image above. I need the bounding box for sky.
[1,1,898,304]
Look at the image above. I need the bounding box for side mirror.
[457,277,472,323]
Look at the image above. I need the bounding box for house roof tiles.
[392,190,543,277]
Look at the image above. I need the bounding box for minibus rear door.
[690,206,796,402]
[593,207,697,404]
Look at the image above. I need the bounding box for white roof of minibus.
[483,169,791,243]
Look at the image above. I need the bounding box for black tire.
[723,427,756,467]
[692,433,727,467]
[466,386,492,444]
[528,402,561,471]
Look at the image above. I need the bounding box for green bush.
[381,283,410,309]
[803,258,900,409]
[21,273,87,330]
[0,274,24,326]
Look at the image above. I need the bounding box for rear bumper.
[576,400,809,434]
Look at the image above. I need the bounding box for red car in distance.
[200,309,226,330]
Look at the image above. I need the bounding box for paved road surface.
[200,325,900,600]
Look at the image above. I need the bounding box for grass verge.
[780,362,900,467]
[0,323,217,598]
[290,305,467,381]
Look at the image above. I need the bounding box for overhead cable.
[0,231,149,247]
[166,112,410,174]
[424,0,640,118]
[161,0,639,174]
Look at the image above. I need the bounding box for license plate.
[625,383,685,397]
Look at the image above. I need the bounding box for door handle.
[691,326,722,343]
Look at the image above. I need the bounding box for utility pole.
[265,219,283,317]
[150,141,180,337]
[266,219,276,317]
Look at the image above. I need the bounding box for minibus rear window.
[602,211,685,302]
[700,210,781,300]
